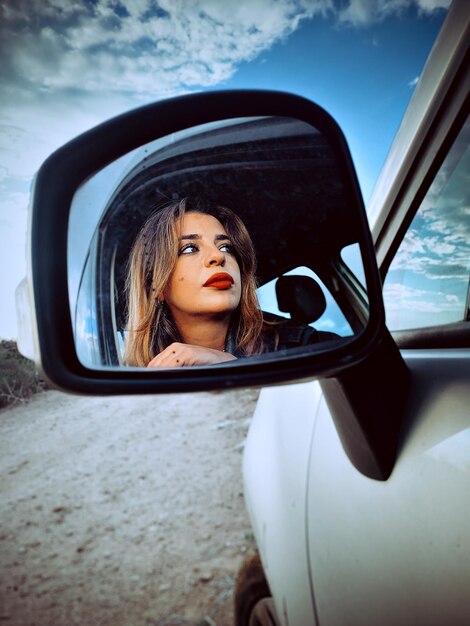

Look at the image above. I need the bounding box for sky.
[0,0,451,340]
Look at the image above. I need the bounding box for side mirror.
[19,89,411,480]
[20,90,385,393]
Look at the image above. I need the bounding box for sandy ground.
[0,387,260,626]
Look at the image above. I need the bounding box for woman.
[124,197,269,367]
[124,197,319,367]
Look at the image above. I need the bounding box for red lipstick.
[203,272,234,290]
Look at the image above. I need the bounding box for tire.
[234,553,281,626]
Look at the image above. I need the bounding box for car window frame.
[382,105,470,349]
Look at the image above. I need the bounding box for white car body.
[242,2,470,624]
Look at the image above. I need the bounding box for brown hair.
[123,197,266,366]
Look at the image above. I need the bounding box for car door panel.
[243,382,323,625]
[306,350,470,626]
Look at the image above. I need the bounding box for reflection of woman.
[124,197,316,367]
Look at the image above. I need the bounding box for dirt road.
[0,388,260,626]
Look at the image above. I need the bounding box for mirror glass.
[68,116,368,368]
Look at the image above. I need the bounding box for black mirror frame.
[29,89,385,394]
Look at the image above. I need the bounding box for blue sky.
[0,0,450,339]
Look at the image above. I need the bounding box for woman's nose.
[206,247,225,266]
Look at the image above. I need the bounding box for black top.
[227,311,340,357]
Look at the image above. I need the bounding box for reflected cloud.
[384,282,464,313]
[384,120,470,330]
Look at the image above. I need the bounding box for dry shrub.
[0,340,47,409]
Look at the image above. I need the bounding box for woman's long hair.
[123,197,265,366]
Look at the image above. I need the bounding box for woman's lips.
[203,272,234,290]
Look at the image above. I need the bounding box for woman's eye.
[219,243,233,253]
[179,243,198,255]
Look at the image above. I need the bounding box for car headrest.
[275,275,327,324]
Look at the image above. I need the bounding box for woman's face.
[163,212,242,321]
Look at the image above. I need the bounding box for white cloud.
[1,0,332,98]
[392,229,426,259]
[408,76,419,87]
[391,241,469,280]
[383,282,426,302]
[417,0,452,9]
[337,0,451,26]
[383,281,463,326]
[422,236,455,256]
[4,0,449,101]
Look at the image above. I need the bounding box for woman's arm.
[147,342,237,368]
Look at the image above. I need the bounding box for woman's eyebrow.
[179,233,201,241]
[179,233,230,241]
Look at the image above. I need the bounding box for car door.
[304,10,470,620]
[305,113,470,626]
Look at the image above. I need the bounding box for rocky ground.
[0,387,260,626]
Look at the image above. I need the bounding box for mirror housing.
[23,89,385,393]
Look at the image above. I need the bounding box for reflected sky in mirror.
[384,117,470,330]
